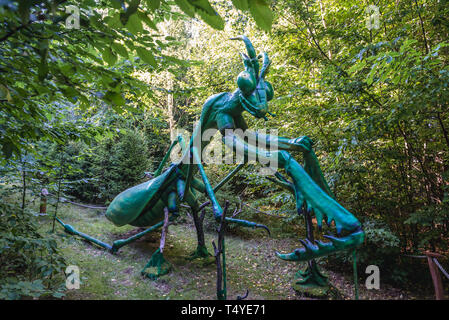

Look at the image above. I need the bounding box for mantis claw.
[276,229,364,261]
[224,217,271,236]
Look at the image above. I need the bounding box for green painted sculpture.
[55,36,364,289]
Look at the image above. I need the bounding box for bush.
[93,129,150,202]
[0,200,66,299]
[64,129,151,203]
[325,218,432,288]
[326,219,402,283]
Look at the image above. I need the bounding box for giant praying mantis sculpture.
[55,36,364,288]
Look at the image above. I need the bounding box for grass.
[31,201,414,300]
[36,202,307,300]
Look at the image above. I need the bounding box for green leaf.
[18,0,31,23]
[0,84,12,102]
[137,10,158,30]
[2,141,14,158]
[366,72,375,86]
[188,0,224,30]
[248,0,273,32]
[37,39,49,81]
[120,0,141,25]
[110,0,124,9]
[102,47,118,65]
[126,13,144,34]
[105,12,123,29]
[174,0,195,17]
[104,91,125,106]
[136,47,157,67]
[38,58,48,81]
[231,0,249,10]
[348,61,366,74]
[145,0,160,10]
[111,42,129,58]
[195,10,224,30]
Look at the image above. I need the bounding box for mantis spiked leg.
[189,145,270,234]
[222,132,364,261]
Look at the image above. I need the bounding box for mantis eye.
[237,71,257,96]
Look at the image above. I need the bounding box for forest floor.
[35,202,421,300]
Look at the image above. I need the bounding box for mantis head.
[231,36,274,121]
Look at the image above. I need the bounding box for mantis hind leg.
[54,216,113,251]
[54,209,175,256]
[141,197,179,280]
[187,194,213,260]
[111,220,165,254]
[176,178,211,260]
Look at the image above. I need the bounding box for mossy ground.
[34,202,412,300]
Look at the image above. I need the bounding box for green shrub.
[92,129,149,202]
[325,218,432,288]
[0,201,66,299]
[326,219,400,279]
[64,129,151,203]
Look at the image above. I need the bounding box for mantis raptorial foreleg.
[223,132,364,260]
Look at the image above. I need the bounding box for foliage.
[268,0,449,256]
[157,0,449,287]
[0,199,66,299]
[56,128,151,203]
[92,128,150,202]
[1,0,449,295]
[0,0,275,159]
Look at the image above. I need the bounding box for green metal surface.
[141,248,172,280]
[111,221,165,253]
[105,166,176,227]
[55,36,364,296]
[292,262,330,298]
[55,217,112,251]
[187,245,211,260]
